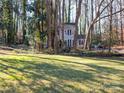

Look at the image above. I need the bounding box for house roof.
[77,35,85,39]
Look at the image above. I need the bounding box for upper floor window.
[68,30,69,35]
[67,29,72,35]
[70,30,72,35]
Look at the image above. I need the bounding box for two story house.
[58,23,85,48]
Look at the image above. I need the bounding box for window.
[66,39,72,47]
[67,30,72,35]
[70,40,71,47]
[68,30,69,35]
[68,40,69,47]
[70,30,71,35]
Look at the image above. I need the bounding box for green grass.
[0,54,124,93]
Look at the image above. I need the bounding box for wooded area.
[0,0,124,54]
[0,0,124,93]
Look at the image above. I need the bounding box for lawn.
[0,54,124,93]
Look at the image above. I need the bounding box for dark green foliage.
[2,0,14,44]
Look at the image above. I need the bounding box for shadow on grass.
[25,54,124,65]
[0,55,124,93]
[0,57,95,93]
[24,55,124,74]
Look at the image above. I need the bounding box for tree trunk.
[109,0,113,53]
[120,0,123,45]
[74,0,82,49]
[46,0,52,49]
